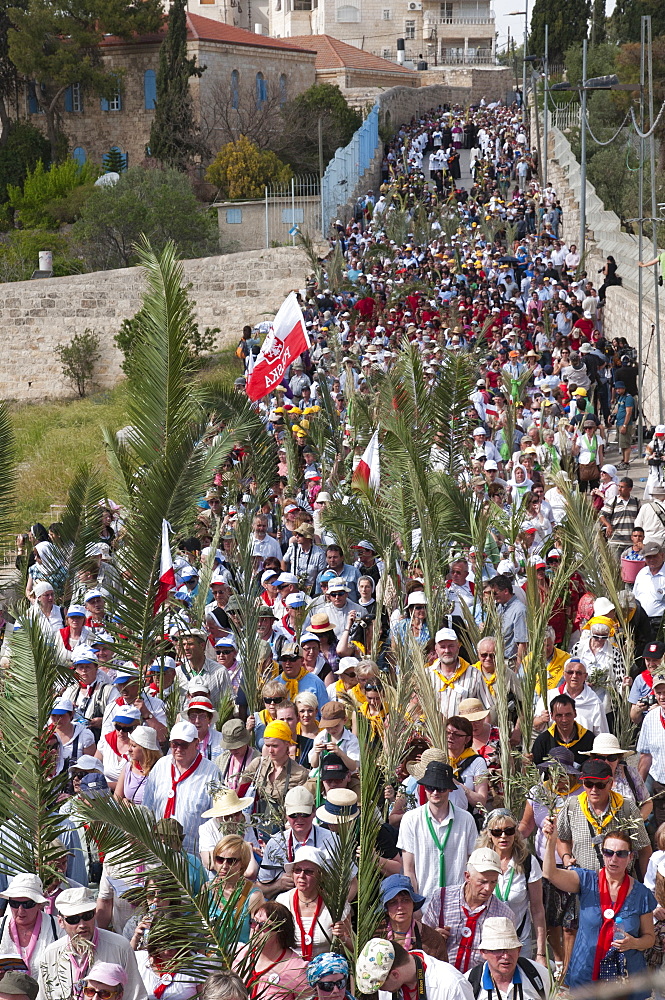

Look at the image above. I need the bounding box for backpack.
[467,956,546,1000]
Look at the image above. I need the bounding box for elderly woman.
[506,464,533,506]
[476,809,547,960]
[247,681,289,749]
[326,657,362,704]
[50,696,96,773]
[236,901,308,1000]
[573,620,624,717]
[377,874,447,959]
[217,719,259,792]
[390,592,430,646]
[206,835,263,944]
[276,846,351,959]
[543,814,655,993]
[0,873,58,978]
[182,696,223,762]
[591,465,619,509]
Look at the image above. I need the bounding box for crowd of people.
[5,99,665,1000]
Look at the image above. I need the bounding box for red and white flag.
[246,292,310,402]
[154,519,176,613]
[352,429,381,491]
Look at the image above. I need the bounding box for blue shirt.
[616,392,635,427]
[566,867,655,995]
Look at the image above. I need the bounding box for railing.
[439,52,496,64]
[424,15,494,24]
[264,174,320,247]
[321,102,379,234]
[548,104,581,132]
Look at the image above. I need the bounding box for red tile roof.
[287,34,416,74]
[187,12,316,51]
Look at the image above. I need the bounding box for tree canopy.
[276,83,361,174]
[530,0,591,62]
[206,135,292,200]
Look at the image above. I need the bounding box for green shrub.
[55,329,101,397]
[0,122,51,204]
[7,158,100,229]
[0,229,86,282]
[115,306,219,375]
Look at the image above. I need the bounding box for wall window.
[101,82,122,112]
[72,146,87,165]
[279,74,287,105]
[226,208,242,223]
[231,69,239,109]
[404,18,415,37]
[144,70,157,109]
[382,8,391,17]
[27,82,45,114]
[256,72,267,105]
[336,4,360,20]
[64,83,83,112]
[440,1,453,20]
[294,0,312,9]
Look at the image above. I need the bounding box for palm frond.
[0,402,17,549]
[355,714,384,958]
[55,464,109,604]
[202,385,279,501]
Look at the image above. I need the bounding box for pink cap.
[86,964,128,988]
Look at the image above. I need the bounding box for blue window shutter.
[64,86,73,112]
[144,70,157,109]
[117,91,122,110]
[122,152,129,171]
[28,83,39,113]
[73,146,86,165]
[101,96,109,111]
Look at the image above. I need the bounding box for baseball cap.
[467,848,502,874]
[170,721,198,743]
[643,641,665,660]
[580,760,612,780]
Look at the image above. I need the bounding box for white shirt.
[136,950,198,1000]
[38,928,147,1000]
[637,706,665,782]
[380,952,474,1000]
[633,563,665,617]
[0,910,61,979]
[309,727,360,766]
[427,662,476,718]
[494,855,543,946]
[252,533,283,561]
[535,683,608,735]
[397,803,478,907]
[142,754,220,853]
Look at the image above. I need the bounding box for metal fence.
[549,104,581,132]
[321,102,380,234]
[263,174,320,248]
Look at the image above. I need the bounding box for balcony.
[423,15,494,24]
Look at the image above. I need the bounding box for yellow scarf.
[449,747,477,779]
[581,615,616,636]
[548,721,588,749]
[544,777,582,800]
[472,662,495,698]
[578,789,624,835]
[258,708,273,726]
[359,701,385,737]
[283,667,307,701]
[534,647,569,695]
[433,658,470,691]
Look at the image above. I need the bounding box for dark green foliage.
[0,229,86,282]
[115,304,218,376]
[72,166,219,269]
[276,83,361,174]
[103,147,126,173]
[55,329,101,396]
[0,121,50,203]
[530,0,591,62]
[149,0,204,170]
[609,0,665,43]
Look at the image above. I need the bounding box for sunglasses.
[583,779,609,790]
[602,848,630,859]
[592,754,620,763]
[264,697,284,704]
[317,979,348,994]
[8,899,37,910]
[82,989,118,999]
[114,724,136,733]
[490,826,516,837]
[170,741,191,750]
[70,771,87,780]
[288,812,312,819]
[215,856,240,866]
[423,784,446,793]
[293,867,318,876]
[63,910,96,924]
[250,918,268,928]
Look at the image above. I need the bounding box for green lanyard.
[425,805,454,888]
[494,865,515,902]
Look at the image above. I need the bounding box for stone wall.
[546,125,664,426]
[0,247,311,402]
[417,65,513,105]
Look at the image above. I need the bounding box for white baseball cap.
[170,721,198,743]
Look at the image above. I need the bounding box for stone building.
[23,14,316,167]
[285,34,418,94]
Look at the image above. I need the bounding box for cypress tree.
[149,0,204,170]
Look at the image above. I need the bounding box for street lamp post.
[507,8,528,124]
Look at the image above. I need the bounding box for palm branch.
[0,402,17,549]
[201,385,279,502]
[354,714,384,959]
[318,816,355,955]
[0,614,75,884]
[228,512,269,717]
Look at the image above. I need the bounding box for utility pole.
[646,14,663,423]
[543,23,548,189]
[522,0,528,126]
[637,17,645,454]
[579,39,587,257]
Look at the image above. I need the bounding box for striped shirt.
[142,754,220,853]
[422,883,516,970]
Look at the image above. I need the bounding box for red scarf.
[641,670,654,691]
[660,710,665,733]
[152,959,177,1000]
[104,731,129,760]
[247,950,287,999]
[163,754,203,818]
[592,867,630,980]
[59,626,73,651]
[454,906,484,973]
[293,891,323,960]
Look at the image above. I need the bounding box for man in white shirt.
[632,541,665,629]
[142,722,220,853]
[258,786,336,895]
[446,560,476,618]
[637,671,665,826]
[534,657,608,734]
[356,936,474,1000]
[251,515,282,561]
[38,887,145,1000]
[634,490,665,548]
[427,628,476,717]
[397,760,477,907]
[466,917,550,999]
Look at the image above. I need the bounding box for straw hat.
[309,612,335,633]
[316,788,360,824]
[201,787,253,819]
[458,698,491,722]
[405,747,447,780]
